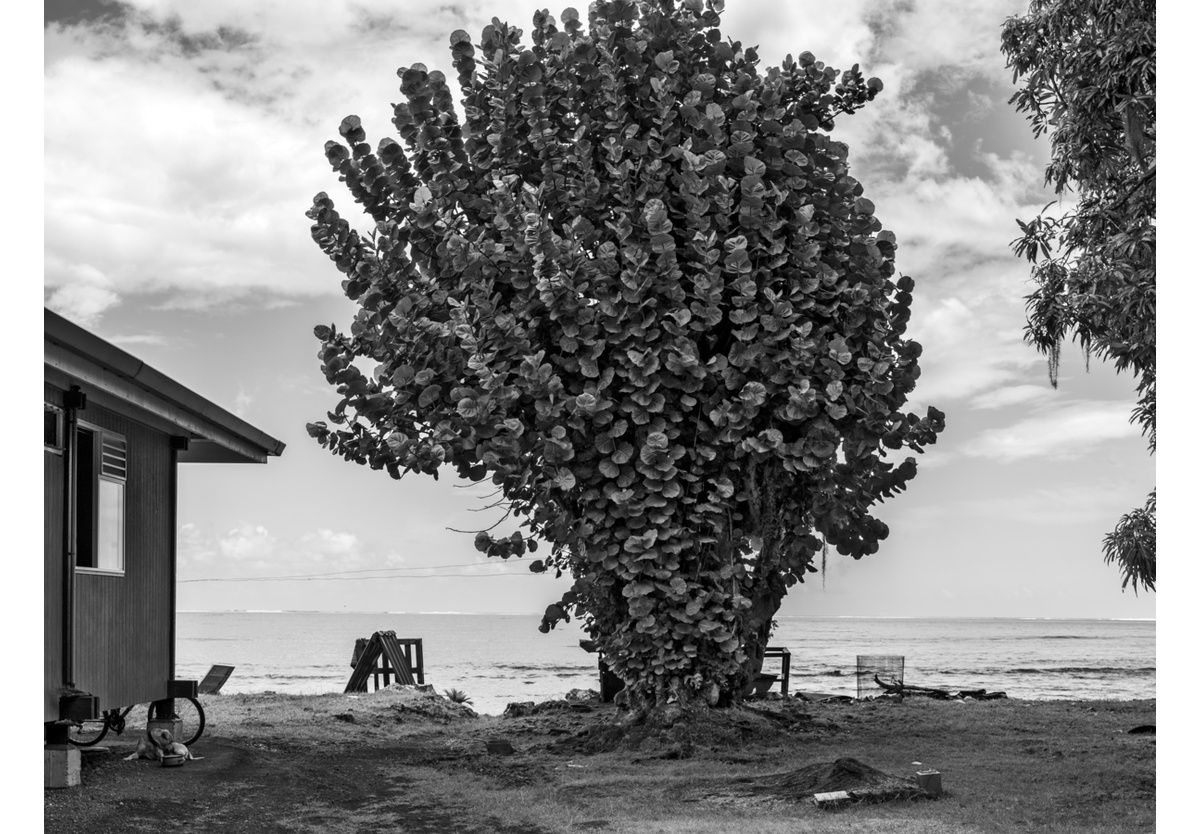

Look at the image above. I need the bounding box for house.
[44,308,284,781]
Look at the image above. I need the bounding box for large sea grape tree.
[306,0,944,717]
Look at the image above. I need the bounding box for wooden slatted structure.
[345,632,424,693]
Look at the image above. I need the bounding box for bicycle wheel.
[67,716,109,747]
[147,697,206,747]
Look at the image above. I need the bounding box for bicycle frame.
[68,697,205,748]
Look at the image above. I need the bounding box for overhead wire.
[178,560,543,583]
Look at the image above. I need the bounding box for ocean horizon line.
[176,610,1155,622]
[177,609,543,616]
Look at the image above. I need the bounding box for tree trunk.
[736,568,787,698]
[733,460,791,699]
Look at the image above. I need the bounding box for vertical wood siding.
[44,387,65,721]
[72,405,173,710]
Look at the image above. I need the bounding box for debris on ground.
[873,675,1007,701]
[485,739,515,755]
[564,688,600,703]
[702,756,938,808]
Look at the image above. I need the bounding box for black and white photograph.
[41,0,1161,830]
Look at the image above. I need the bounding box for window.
[45,404,64,452]
[76,424,126,573]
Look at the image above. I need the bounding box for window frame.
[75,421,127,576]
[45,403,64,454]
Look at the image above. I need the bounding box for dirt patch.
[46,693,1157,833]
[45,693,829,830]
[540,697,828,757]
[45,687,547,834]
[44,737,552,834]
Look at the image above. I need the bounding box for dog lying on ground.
[123,727,203,762]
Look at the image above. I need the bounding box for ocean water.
[175,613,1155,716]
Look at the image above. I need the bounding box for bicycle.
[68,696,205,748]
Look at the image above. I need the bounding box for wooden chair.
[763,646,792,696]
[197,664,235,696]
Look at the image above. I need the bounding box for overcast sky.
[41,0,1160,619]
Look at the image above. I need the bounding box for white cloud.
[107,332,170,349]
[818,86,1055,421]
[297,528,361,556]
[45,1,512,324]
[900,293,1035,409]
[233,387,255,418]
[866,155,1050,284]
[218,523,278,562]
[722,0,876,71]
[44,40,336,308]
[44,281,121,329]
[865,0,1028,76]
[178,522,418,580]
[721,0,1028,80]
[965,401,1143,463]
[177,522,217,566]
[969,384,1054,410]
[896,478,1146,527]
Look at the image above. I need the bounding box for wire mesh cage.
[856,655,905,700]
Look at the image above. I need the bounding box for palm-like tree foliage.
[1002,0,1155,593]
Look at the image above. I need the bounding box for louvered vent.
[101,434,127,479]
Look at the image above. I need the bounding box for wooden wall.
[44,384,65,722]
[47,396,175,714]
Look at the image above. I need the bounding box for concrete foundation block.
[917,769,943,796]
[45,745,81,789]
[147,718,182,740]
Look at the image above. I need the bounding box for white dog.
[124,727,203,762]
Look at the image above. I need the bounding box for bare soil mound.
[369,683,480,723]
[688,756,933,808]
[736,756,928,799]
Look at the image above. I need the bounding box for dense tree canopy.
[307,0,944,716]
[1002,0,1155,593]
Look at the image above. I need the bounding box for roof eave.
[44,309,286,463]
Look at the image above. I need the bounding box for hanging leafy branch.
[306,0,944,718]
[1103,490,1155,594]
[1002,0,1155,593]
